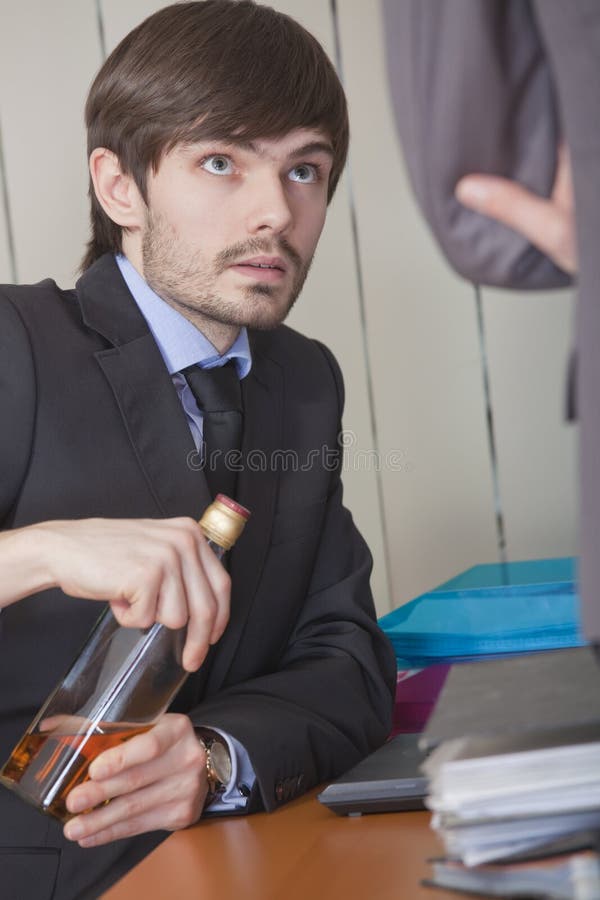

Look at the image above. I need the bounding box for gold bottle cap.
[198,494,251,550]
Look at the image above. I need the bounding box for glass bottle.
[0,494,250,822]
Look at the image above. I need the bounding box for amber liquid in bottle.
[1,723,150,822]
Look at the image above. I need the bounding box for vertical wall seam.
[474,284,507,564]
[0,115,18,283]
[95,0,107,60]
[330,0,394,607]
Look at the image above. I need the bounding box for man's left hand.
[63,713,207,847]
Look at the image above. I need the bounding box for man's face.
[138,128,334,336]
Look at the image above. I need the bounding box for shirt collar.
[115,253,252,378]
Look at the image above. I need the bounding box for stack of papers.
[422,728,600,868]
[419,645,600,896]
[425,851,600,899]
[379,580,585,668]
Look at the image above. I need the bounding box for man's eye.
[201,155,234,175]
[288,164,318,184]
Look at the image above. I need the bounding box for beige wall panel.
[270,0,391,614]
[483,289,578,560]
[337,0,499,606]
[0,217,11,284]
[0,141,13,282]
[100,0,169,52]
[0,1,102,287]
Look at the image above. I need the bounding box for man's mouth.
[230,256,287,282]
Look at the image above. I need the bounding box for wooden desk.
[102,790,442,900]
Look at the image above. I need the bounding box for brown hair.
[82,0,349,271]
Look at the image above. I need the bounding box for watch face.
[210,741,232,786]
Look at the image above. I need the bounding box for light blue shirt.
[116,253,256,812]
[116,253,251,454]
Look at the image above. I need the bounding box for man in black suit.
[0,3,396,897]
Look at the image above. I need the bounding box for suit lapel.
[95,339,211,519]
[77,256,211,520]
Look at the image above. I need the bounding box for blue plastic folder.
[379,558,587,668]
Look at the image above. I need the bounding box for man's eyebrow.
[180,138,334,159]
[232,139,335,160]
[286,141,334,159]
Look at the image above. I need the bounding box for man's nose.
[244,172,293,236]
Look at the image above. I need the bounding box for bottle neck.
[206,539,226,562]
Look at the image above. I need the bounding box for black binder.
[422,646,600,750]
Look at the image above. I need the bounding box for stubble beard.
[141,210,313,332]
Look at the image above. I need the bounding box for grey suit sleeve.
[0,291,36,522]
[381,0,572,290]
[532,0,600,642]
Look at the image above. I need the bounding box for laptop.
[317,733,429,816]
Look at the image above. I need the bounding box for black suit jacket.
[0,255,396,900]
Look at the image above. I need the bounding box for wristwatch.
[197,728,232,802]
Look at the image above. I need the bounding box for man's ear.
[89,148,145,229]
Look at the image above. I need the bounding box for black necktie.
[183,361,243,500]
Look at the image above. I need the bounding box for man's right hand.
[0,517,230,672]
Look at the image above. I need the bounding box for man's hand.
[455,144,578,276]
[63,714,207,847]
[35,517,230,671]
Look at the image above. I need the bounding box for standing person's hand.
[455,143,578,276]
[63,714,208,846]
